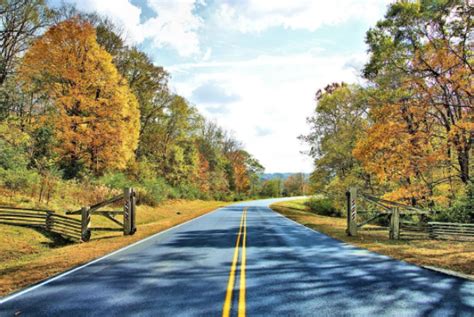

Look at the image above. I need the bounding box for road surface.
[1,198,473,316]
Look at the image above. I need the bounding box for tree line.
[0,0,274,204]
[301,1,472,222]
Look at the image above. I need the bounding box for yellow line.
[222,208,246,317]
[238,208,247,317]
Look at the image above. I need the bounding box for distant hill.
[260,173,310,181]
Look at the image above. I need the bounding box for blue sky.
[50,0,393,173]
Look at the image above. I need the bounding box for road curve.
[1,198,473,316]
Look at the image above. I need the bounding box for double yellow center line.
[222,207,247,317]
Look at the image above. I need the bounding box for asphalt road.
[1,198,473,316]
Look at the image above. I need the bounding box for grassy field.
[0,200,228,296]
[271,199,474,277]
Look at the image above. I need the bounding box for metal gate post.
[346,187,358,236]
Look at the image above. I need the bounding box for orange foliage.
[19,18,139,174]
[231,151,250,194]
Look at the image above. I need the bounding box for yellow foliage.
[19,18,139,174]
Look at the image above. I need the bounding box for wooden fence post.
[131,188,136,235]
[81,207,91,242]
[389,207,400,240]
[45,211,53,231]
[123,187,136,235]
[346,187,358,236]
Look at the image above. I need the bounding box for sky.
[49,0,393,173]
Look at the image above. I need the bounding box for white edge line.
[0,206,228,305]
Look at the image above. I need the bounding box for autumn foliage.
[0,3,265,204]
[302,1,473,220]
[19,19,139,175]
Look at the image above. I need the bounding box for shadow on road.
[2,204,473,316]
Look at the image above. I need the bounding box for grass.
[0,199,228,296]
[271,198,474,277]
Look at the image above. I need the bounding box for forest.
[301,1,473,223]
[0,0,308,208]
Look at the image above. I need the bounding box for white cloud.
[60,0,143,42]
[58,0,203,56]
[141,0,203,56]
[202,48,212,61]
[170,52,367,172]
[216,0,393,33]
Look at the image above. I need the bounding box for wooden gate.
[346,187,428,240]
[66,188,137,242]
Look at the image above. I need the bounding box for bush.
[171,183,207,200]
[97,172,136,190]
[139,177,172,206]
[434,183,473,223]
[232,193,248,202]
[0,167,40,191]
[305,196,342,217]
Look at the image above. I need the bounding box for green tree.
[300,83,370,207]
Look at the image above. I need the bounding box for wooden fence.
[427,222,474,240]
[66,188,136,242]
[346,187,428,240]
[0,188,137,242]
[346,187,473,241]
[0,206,82,241]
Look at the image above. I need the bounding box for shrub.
[139,177,171,206]
[305,196,342,217]
[434,183,473,223]
[97,172,136,190]
[0,167,40,191]
[175,183,204,200]
[232,193,248,202]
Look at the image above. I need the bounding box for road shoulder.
[270,200,474,280]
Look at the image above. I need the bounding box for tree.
[260,179,282,197]
[0,0,53,85]
[353,95,444,205]
[87,16,172,151]
[0,0,53,120]
[19,18,140,177]
[284,173,307,196]
[139,95,200,183]
[364,0,473,185]
[300,83,370,206]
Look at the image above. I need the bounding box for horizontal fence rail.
[0,207,81,241]
[346,187,473,241]
[428,222,474,240]
[0,188,136,243]
[400,221,474,240]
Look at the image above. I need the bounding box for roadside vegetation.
[271,199,474,277]
[0,199,228,296]
[299,1,472,223]
[0,0,311,296]
[0,0,273,208]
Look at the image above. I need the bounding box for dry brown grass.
[271,199,474,277]
[0,200,228,296]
